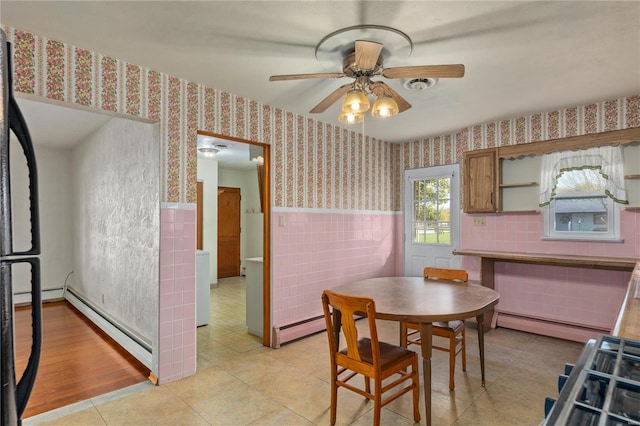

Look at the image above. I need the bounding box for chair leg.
[330,368,338,425]
[365,376,371,395]
[449,334,456,391]
[373,377,383,426]
[411,359,421,422]
[461,327,467,372]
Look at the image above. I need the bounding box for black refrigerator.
[0,28,42,425]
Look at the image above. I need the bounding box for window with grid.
[411,177,451,245]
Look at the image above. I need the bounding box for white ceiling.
[2,1,639,143]
[197,134,264,170]
[15,97,113,148]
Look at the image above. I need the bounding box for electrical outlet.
[473,217,486,226]
[279,215,285,227]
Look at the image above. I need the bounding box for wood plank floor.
[14,301,150,418]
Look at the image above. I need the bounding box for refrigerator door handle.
[7,90,40,257]
[8,257,42,418]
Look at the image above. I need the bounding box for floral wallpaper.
[398,96,640,211]
[3,26,639,212]
[402,97,639,168]
[2,26,393,211]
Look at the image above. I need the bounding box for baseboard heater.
[496,311,610,343]
[272,314,326,349]
[65,287,153,370]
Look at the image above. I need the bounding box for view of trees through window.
[556,167,607,193]
[412,177,451,244]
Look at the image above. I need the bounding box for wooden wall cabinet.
[463,148,497,213]
[462,128,640,213]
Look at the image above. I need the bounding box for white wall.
[9,143,74,293]
[238,166,263,261]
[72,117,159,342]
[197,157,218,284]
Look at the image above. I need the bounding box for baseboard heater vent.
[65,287,152,369]
[272,314,326,349]
[496,311,610,343]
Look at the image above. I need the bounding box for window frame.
[540,146,627,243]
[543,188,622,242]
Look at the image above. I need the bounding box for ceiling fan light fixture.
[341,89,370,113]
[371,95,399,118]
[338,110,364,124]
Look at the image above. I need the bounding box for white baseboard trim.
[65,290,153,370]
[14,288,63,305]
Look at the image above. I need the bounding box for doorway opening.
[196,131,271,347]
[12,96,158,416]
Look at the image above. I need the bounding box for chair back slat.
[423,267,468,282]
[322,290,379,367]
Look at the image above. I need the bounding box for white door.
[404,164,460,276]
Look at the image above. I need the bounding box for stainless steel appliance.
[544,334,640,425]
[0,28,42,425]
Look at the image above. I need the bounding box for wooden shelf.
[499,182,538,188]
[453,249,638,271]
[624,174,640,179]
[496,128,640,159]
[496,210,540,214]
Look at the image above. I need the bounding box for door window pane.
[411,177,451,245]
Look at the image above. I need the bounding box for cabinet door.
[464,149,497,212]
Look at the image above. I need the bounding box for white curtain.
[539,145,628,206]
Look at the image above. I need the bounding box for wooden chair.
[321,290,420,426]
[400,267,468,391]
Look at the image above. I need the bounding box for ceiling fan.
[269,39,465,119]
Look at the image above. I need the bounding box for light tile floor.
[27,276,584,425]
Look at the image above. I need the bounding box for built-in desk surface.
[454,249,640,341]
[453,249,637,271]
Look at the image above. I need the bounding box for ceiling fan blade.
[382,64,465,79]
[371,81,412,113]
[310,84,353,113]
[355,40,383,70]
[269,72,345,81]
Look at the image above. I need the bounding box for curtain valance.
[539,145,628,207]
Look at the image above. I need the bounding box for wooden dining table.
[332,276,500,426]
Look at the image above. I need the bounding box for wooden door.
[218,186,241,278]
